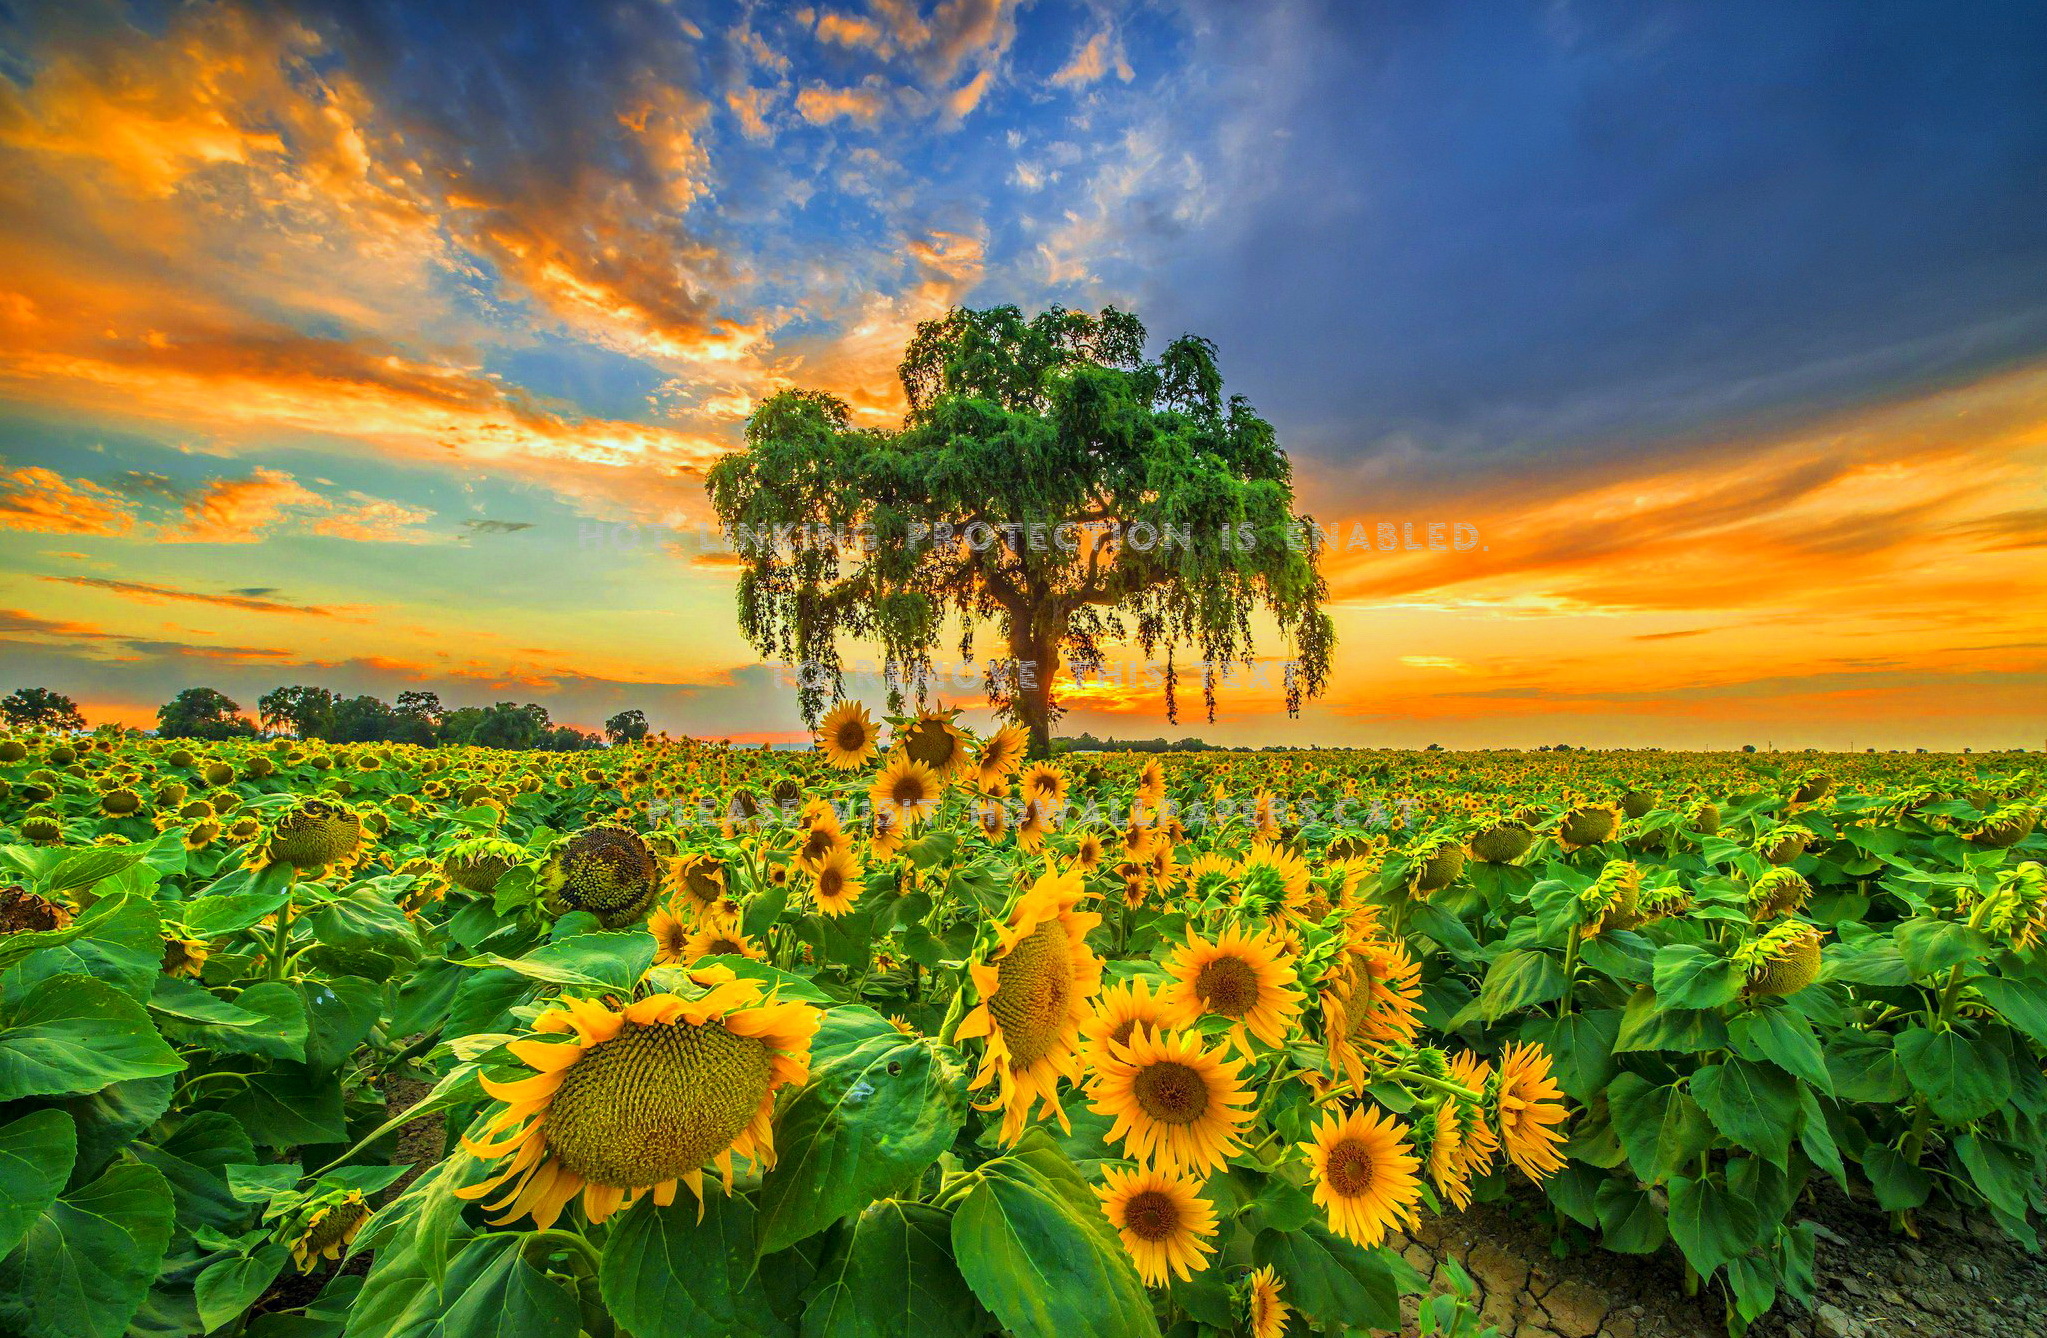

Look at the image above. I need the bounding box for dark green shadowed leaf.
[801,1200,984,1338]
[0,1160,176,1338]
[0,973,183,1102]
[600,1191,791,1338]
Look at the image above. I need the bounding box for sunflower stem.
[1383,1066,1482,1104]
[268,867,299,983]
[936,981,970,1048]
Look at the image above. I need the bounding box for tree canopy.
[0,687,85,732]
[157,688,257,740]
[707,304,1334,754]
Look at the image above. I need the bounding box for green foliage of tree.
[708,304,1334,755]
[155,689,256,740]
[256,686,337,739]
[604,709,650,746]
[0,688,85,732]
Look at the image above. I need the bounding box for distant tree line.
[0,684,653,751]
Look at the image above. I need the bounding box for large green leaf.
[196,1243,288,1334]
[300,976,384,1073]
[950,1149,1154,1338]
[180,888,293,938]
[1652,943,1742,1011]
[1895,1026,2009,1124]
[64,1073,175,1177]
[0,973,183,1101]
[801,1200,984,1338]
[163,981,309,1063]
[600,1190,791,1338]
[304,890,421,962]
[1593,1179,1668,1254]
[47,846,148,895]
[1690,1060,1800,1165]
[1894,918,1992,980]
[459,931,654,992]
[0,1109,76,1257]
[757,1034,968,1254]
[2,895,162,1000]
[0,1160,176,1338]
[1605,1073,1715,1185]
[1972,976,2047,1049]
[1613,987,1727,1055]
[396,1234,583,1338]
[147,976,264,1028]
[1519,1010,1620,1103]
[1729,1007,1832,1094]
[1666,1173,1762,1277]
[1457,949,1565,1024]
[1252,1222,1413,1334]
[220,1064,348,1147]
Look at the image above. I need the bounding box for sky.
[1,0,2044,750]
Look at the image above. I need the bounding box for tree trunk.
[1010,620,1059,759]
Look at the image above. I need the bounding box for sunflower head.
[870,754,943,829]
[0,740,25,764]
[1737,921,1826,997]
[1966,862,2047,952]
[956,867,1104,1142]
[1088,1024,1254,1176]
[1488,1042,1569,1182]
[1556,803,1620,851]
[1746,867,1812,920]
[1758,824,1814,865]
[288,1190,370,1272]
[266,798,363,869]
[1094,1164,1218,1287]
[540,824,661,927]
[1967,804,2038,850]
[459,975,820,1227]
[815,700,881,770]
[0,887,70,934]
[901,710,971,778]
[444,836,526,894]
[1789,770,1836,806]
[1243,1265,1290,1338]
[811,846,864,917]
[1161,924,1304,1055]
[1302,1104,1423,1247]
[1408,836,1466,893]
[20,813,64,844]
[98,787,143,817]
[1576,860,1642,936]
[1469,820,1535,864]
[1687,800,1723,835]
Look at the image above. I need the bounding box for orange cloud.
[0,465,137,535]
[42,576,353,618]
[795,82,890,125]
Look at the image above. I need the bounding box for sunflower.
[870,754,943,829]
[1018,762,1068,812]
[955,868,1104,1142]
[1160,925,1304,1055]
[1737,921,1826,997]
[1251,788,1283,840]
[459,971,820,1227]
[161,936,210,979]
[976,723,1030,782]
[1134,759,1167,817]
[540,825,662,928]
[970,796,1008,842]
[685,924,765,961]
[1016,794,1057,852]
[901,710,972,779]
[1323,937,1424,1089]
[649,905,692,964]
[288,1190,370,1272]
[811,846,864,917]
[263,798,362,870]
[1087,1026,1255,1176]
[1080,974,1172,1067]
[817,701,880,770]
[1302,1105,1423,1247]
[795,810,849,872]
[671,853,729,924]
[1245,1265,1290,1338]
[1239,841,1311,913]
[1427,1052,1501,1210]
[1094,1164,1218,1286]
[1490,1042,1569,1182]
[1072,832,1107,870]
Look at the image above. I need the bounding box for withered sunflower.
[288,1191,370,1272]
[955,868,1104,1143]
[1094,1164,1218,1286]
[1087,1025,1254,1176]
[1301,1104,1423,1248]
[459,971,819,1227]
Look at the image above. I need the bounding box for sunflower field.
[0,717,2042,1338]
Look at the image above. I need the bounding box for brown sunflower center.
[1131,1060,1210,1126]
[303,1198,368,1252]
[817,866,847,898]
[704,935,744,955]
[1121,1188,1181,1241]
[544,1019,772,1188]
[1323,1137,1377,1197]
[801,829,835,863]
[834,719,869,752]
[1192,955,1261,1018]
[989,918,1074,1069]
[659,921,689,956]
[891,774,932,806]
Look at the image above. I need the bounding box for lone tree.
[0,687,85,732]
[708,305,1333,755]
[157,688,256,740]
[604,709,650,745]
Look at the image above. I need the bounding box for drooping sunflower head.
[1576,859,1642,937]
[1688,800,1723,835]
[288,1190,371,1272]
[540,824,661,928]
[459,972,821,1227]
[443,836,526,894]
[1087,1025,1255,1176]
[1757,824,1814,866]
[1966,861,2047,952]
[1323,935,1424,1088]
[1134,758,1167,813]
[1556,803,1621,851]
[955,867,1104,1142]
[1488,1042,1568,1182]
[1239,840,1311,910]
[1094,1164,1219,1287]
[685,924,764,962]
[1018,762,1068,810]
[1745,867,1812,921]
[649,904,693,965]
[1243,1265,1290,1338]
[98,787,143,817]
[900,710,972,779]
[161,936,210,978]
[1789,769,1836,807]
[1301,1104,1423,1248]
[1967,804,2038,850]
[1468,819,1535,864]
[1407,835,1466,893]
[1160,924,1304,1055]
[1426,1052,1501,1210]
[975,724,1030,786]
[1737,921,1826,997]
[817,700,880,771]
[265,798,363,869]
